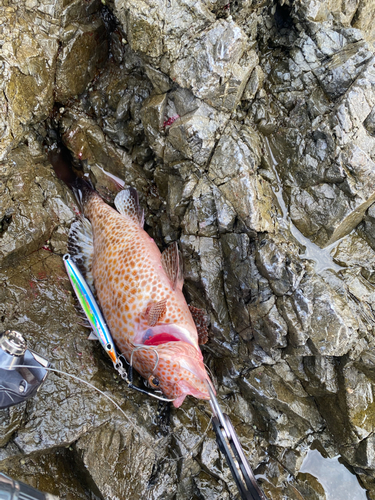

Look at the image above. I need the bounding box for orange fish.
[69,181,213,407]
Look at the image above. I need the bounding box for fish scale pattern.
[79,188,210,406]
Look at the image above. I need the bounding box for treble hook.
[127,344,176,402]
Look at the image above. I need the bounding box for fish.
[68,179,213,407]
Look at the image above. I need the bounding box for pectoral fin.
[146,298,168,326]
[88,332,98,340]
[189,305,209,345]
[161,241,183,290]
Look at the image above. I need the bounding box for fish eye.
[106,343,111,351]
[148,376,160,388]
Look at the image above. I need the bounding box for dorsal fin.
[68,217,95,293]
[189,305,209,345]
[146,298,168,326]
[114,187,144,227]
[161,241,184,290]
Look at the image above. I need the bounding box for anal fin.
[146,298,168,327]
[189,305,209,345]
[161,242,183,291]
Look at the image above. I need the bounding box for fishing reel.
[0,330,49,409]
[0,472,58,500]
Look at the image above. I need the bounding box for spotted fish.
[68,180,212,407]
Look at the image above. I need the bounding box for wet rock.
[250,295,288,354]
[208,121,274,233]
[353,434,375,470]
[278,289,312,347]
[0,7,58,160]
[256,236,305,296]
[0,405,26,448]
[343,362,375,443]
[242,65,266,102]
[114,0,214,62]
[0,142,75,268]
[332,232,375,271]
[314,41,372,100]
[352,2,375,42]
[140,93,167,158]
[240,361,323,448]
[59,107,148,194]
[221,233,255,340]
[301,271,361,357]
[181,178,218,237]
[295,472,326,500]
[0,1,109,161]
[359,203,375,252]
[114,2,258,112]
[165,98,228,166]
[265,24,375,247]
[5,0,375,497]
[2,447,101,500]
[55,16,109,103]
[170,20,258,112]
[144,65,173,94]
[166,162,200,229]
[75,419,177,499]
[302,355,339,396]
[180,235,232,345]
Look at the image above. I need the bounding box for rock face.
[2,0,375,499]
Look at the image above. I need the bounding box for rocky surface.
[2,0,375,499]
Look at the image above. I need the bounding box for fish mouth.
[144,332,181,346]
[172,355,212,408]
[134,325,197,347]
[173,378,211,408]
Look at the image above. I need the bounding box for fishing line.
[19,365,213,465]
[20,365,165,460]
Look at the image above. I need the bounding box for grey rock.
[314,41,373,100]
[256,236,305,297]
[180,235,232,344]
[0,7,58,160]
[343,362,375,442]
[181,178,218,238]
[114,0,214,62]
[140,93,167,159]
[170,20,258,112]
[0,143,75,267]
[354,434,375,470]
[208,121,274,233]
[240,361,323,448]
[242,65,265,101]
[264,22,375,247]
[305,272,360,356]
[144,64,173,94]
[55,17,108,103]
[165,99,228,166]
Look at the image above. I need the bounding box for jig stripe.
[63,254,118,364]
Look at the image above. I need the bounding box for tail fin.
[71,177,96,211]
